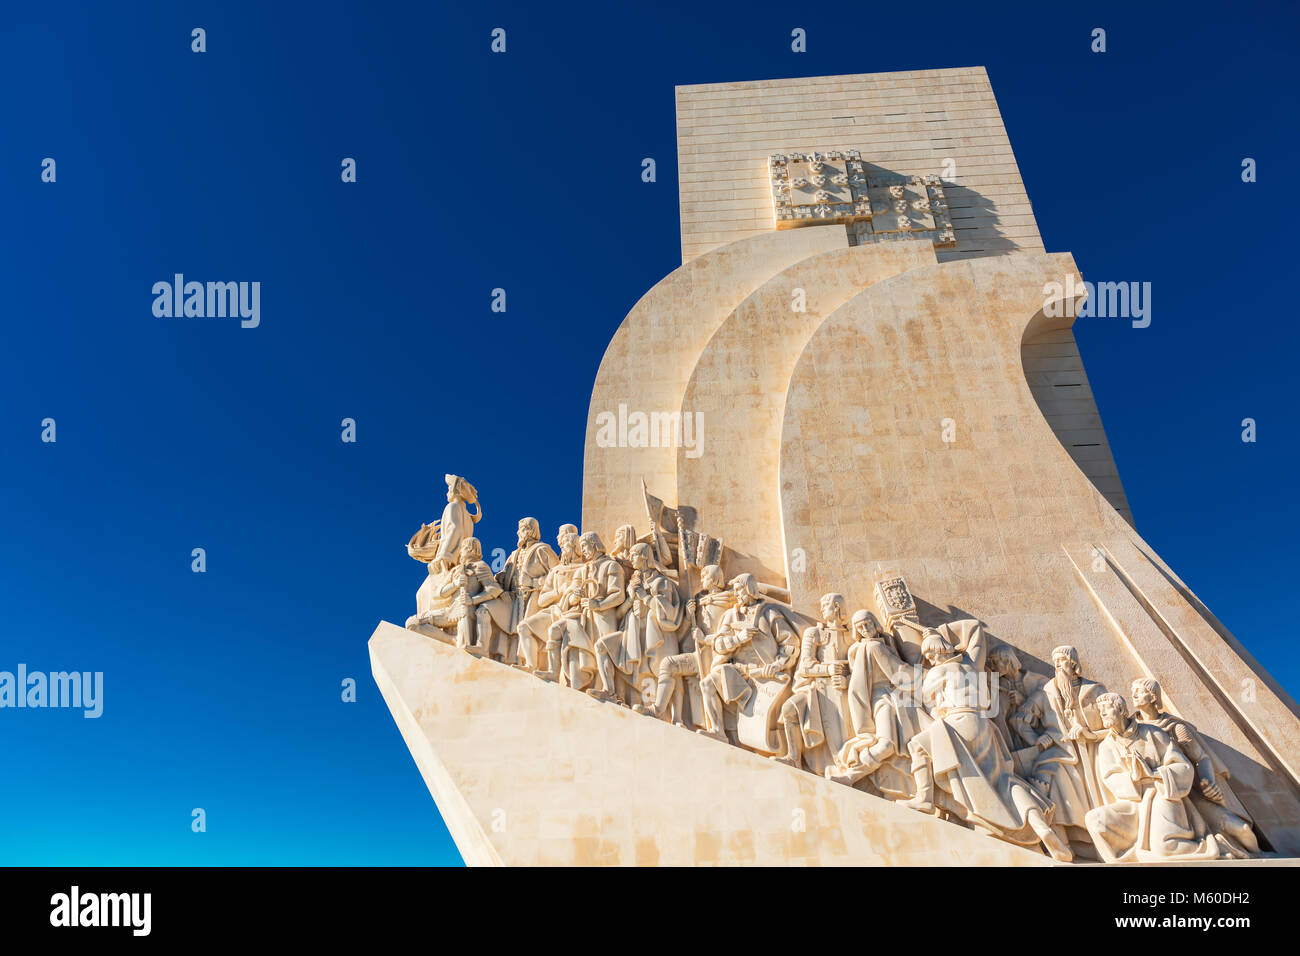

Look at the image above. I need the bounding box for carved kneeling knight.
[413,536,513,657]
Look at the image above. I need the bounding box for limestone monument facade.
[370,67,1300,865]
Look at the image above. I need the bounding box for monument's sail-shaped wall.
[579,67,1299,852]
[584,68,1131,544]
[376,68,1300,864]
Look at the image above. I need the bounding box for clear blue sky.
[1,0,1296,864]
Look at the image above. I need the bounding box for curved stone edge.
[676,240,938,585]
[777,254,1300,853]
[1021,301,1135,524]
[583,225,847,541]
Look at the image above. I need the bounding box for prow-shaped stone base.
[369,621,1056,866]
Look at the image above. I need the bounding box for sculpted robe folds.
[1026,675,1107,830]
[654,585,733,727]
[706,602,799,754]
[1086,723,1220,863]
[832,632,933,796]
[710,604,792,703]
[512,553,580,670]
[1147,710,1258,855]
[786,624,855,774]
[433,498,475,570]
[608,570,685,683]
[570,555,625,683]
[522,559,582,640]
[846,633,923,756]
[910,624,1053,845]
[498,541,558,632]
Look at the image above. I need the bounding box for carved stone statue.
[827,609,925,793]
[637,564,733,727]
[1013,645,1107,845]
[775,593,854,773]
[680,564,733,726]
[1085,692,1223,862]
[497,517,558,666]
[985,644,1029,755]
[696,573,799,753]
[432,475,483,572]
[554,532,603,688]
[573,532,625,698]
[594,542,684,706]
[404,475,487,632]
[902,623,1073,862]
[414,536,512,657]
[688,565,734,635]
[401,478,1276,864]
[1130,678,1259,857]
[610,523,638,578]
[516,528,581,677]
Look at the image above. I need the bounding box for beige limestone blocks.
[775,251,1300,851]
[676,67,1043,263]
[370,620,1054,866]
[576,238,1299,855]
[375,68,1300,865]
[583,226,847,543]
[677,239,937,585]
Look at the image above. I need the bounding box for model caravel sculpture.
[403,473,1263,864]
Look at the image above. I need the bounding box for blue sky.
[1,0,1296,864]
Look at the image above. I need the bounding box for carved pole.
[642,477,672,569]
[679,514,714,731]
[676,515,692,616]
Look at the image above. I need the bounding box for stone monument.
[370,67,1300,865]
